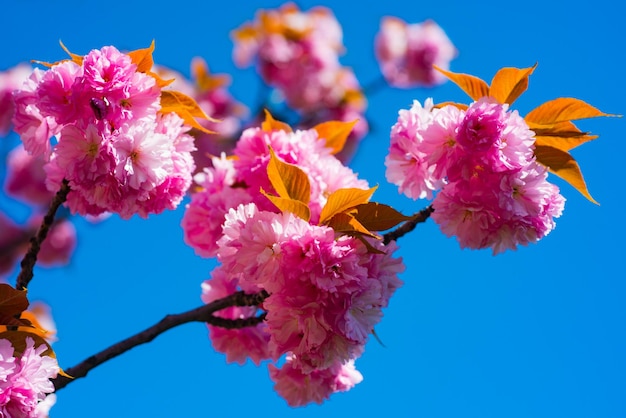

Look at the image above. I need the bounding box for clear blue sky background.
[1,1,624,417]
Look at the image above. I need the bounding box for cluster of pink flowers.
[0,63,32,136]
[183,123,404,405]
[182,124,368,257]
[232,3,368,160]
[11,45,196,219]
[375,17,457,88]
[386,97,565,253]
[0,337,59,417]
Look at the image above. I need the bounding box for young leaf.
[319,186,378,225]
[533,120,598,151]
[59,40,84,66]
[262,109,292,133]
[0,284,29,317]
[488,64,537,105]
[0,330,54,358]
[261,189,311,222]
[525,98,614,125]
[127,40,155,73]
[313,119,358,155]
[434,66,489,101]
[352,202,413,231]
[266,147,311,204]
[433,101,469,111]
[534,145,598,204]
[160,90,219,134]
[326,212,379,239]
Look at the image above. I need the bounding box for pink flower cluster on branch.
[375,17,457,88]
[0,337,59,417]
[11,43,208,219]
[386,97,565,253]
[182,114,406,406]
[232,3,368,160]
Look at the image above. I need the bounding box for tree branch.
[383,205,434,245]
[52,290,270,391]
[15,179,71,291]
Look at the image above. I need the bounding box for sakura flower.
[0,337,59,417]
[12,45,197,219]
[375,17,457,88]
[201,266,271,365]
[269,355,363,407]
[0,63,32,136]
[5,144,54,206]
[388,97,566,253]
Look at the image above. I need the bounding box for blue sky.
[1,1,624,417]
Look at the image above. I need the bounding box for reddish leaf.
[0,284,29,317]
[313,119,358,154]
[0,330,54,358]
[352,202,412,231]
[434,66,489,101]
[326,212,379,239]
[525,97,614,125]
[488,64,537,105]
[534,145,598,204]
[266,147,311,204]
[262,109,292,133]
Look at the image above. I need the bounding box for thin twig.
[52,290,269,391]
[15,179,71,291]
[383,205,434,245]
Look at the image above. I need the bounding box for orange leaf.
[261,189,311,221]
[326,212,379,239]
[534,145,598,204]
[313,119,358,155]
[433,101,469,111]
[160,90,218,134]
[191,57,230,91]
[533,120,597,151]
[525,98,614,125]
[488,64,537,105]
[319,187,378,225]
[262,109,292,133]
[434,65,489,101]
[127,40,156,73]
[352,202,412,232]
[0,284,29,317]
[0,330,54,358]
[266,147,310,204]
[59,40,83,66]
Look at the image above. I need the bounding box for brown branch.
[52,290,270,391]
[383,205,434,245]
[15,179,71,291]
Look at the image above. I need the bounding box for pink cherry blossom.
[201,267,271,365]
[12,46,195,219]
[269,355,363,407]
[12,68,60,158]
[4,144,55,206]
[385,98,449,199]
[0,337,59,417]
[0,63,32,136]
[375,17,457,88]
[387,97,566,253]
[182,162,251,257]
